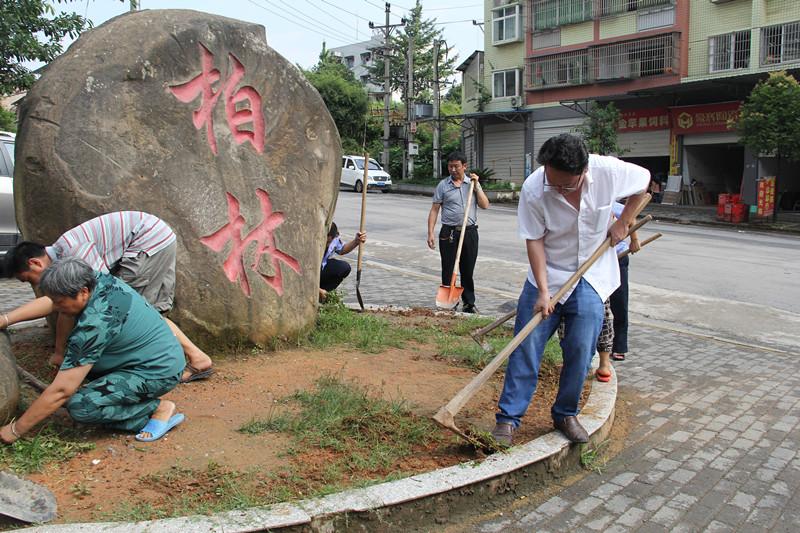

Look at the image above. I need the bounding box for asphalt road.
[332,189,800,352]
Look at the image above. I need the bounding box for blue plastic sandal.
[135,413,185,442]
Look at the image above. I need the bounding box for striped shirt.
[45,212,176,273]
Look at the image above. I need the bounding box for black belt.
[442,224,478,231]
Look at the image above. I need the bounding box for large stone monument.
[14,10,341,345]
[0,333,20,424]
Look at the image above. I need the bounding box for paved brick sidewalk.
[471,329,800,532]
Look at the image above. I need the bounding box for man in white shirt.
[492,134,649,445]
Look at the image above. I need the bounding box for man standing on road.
[492,134,649,445]
[1,211,214,384]
[427,151,490,313]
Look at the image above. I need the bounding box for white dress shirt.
[518,154,650,303]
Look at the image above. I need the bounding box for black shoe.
[462,304,478,314]
[553,416,589,443]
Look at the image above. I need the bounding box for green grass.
[580,439,610,474]
[302,293,418,353]
[239,375,439,472]
[0,424,95,474]
[97,462,263,522]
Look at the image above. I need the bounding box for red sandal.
[611,352,626,361]
[595,369,612,382]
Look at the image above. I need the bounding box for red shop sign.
[617,108,670,132]
[669,101,741,135]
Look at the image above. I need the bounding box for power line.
[426,4,482,9]
[258,0,356,42]
[245,0,350,44]
[434,19,479,25]
[269,0,357,41]
[317,0,370,22]
[304,0,355,33]
[361,0,405,20]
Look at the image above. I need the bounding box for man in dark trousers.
[426,151,490,313]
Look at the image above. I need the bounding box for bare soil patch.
[5,310,589,524]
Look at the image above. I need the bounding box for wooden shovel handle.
[451,178,476,281]
[617,232,662,260]
[436,194,652,422]
[357,152,368,272]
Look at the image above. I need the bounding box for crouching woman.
[0,257,186,444]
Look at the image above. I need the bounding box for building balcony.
[526,32,679,90]
[530,0,674,31]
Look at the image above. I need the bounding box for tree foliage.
[367,0,456,104]
[736,71,800,162]
[305,45,371,154]
[0,107,17,132]
[0,0,91,94]
[576,102,625,156]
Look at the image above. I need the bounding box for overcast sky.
[55,0,485,70]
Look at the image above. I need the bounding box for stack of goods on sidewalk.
[717,193,747,223]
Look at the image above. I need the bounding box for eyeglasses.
[543,170,585,194]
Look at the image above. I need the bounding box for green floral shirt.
[61,273,184,379]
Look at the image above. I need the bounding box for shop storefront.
[617,108,671,180]
[669,102,743,204]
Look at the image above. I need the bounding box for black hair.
[328,222,339,238]
[3,241,47,278]
[536,134,589,175]
[446,151,467,164]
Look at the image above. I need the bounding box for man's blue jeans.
[496,278,604,427]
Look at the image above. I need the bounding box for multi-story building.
[461,0,800,208]
[330,36,384,100]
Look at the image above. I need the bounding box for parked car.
[341,155,392,193]
[0,131,20,256]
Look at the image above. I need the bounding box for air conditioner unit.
[510,96,522,109]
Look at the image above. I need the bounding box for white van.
[341,155,392,193]
[0,131,19,256]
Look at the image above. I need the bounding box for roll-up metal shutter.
[483,123,525,182]
[532,118,582,168]
[683,132,740,146]
[618,130,670,157]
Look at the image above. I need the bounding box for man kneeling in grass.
[0,258,185,444]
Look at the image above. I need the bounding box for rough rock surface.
[15,9,341,345]
[0,333,20,424]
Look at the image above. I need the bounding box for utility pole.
[433,39,441,180]
[406,30,414,179]
[369,4,405,174]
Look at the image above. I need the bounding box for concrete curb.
[22,308,617,532]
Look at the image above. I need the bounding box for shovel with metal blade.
[355,151,369,311]
[435,177,476,309]
[0,471,57,524]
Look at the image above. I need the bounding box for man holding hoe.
[492,134,649,445]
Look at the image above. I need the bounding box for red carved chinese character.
[200,188,301,297]
[170,43,265,155]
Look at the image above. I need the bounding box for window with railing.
[532,0,593,31]
[761,21,800,66]
[709,30,751,72]
[595,33,677,80]
[493,4,523,44]
[599,0,673,17]
[526,33,678,90]
[528,50,590,88]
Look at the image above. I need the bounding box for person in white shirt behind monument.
[491,134,649,446]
